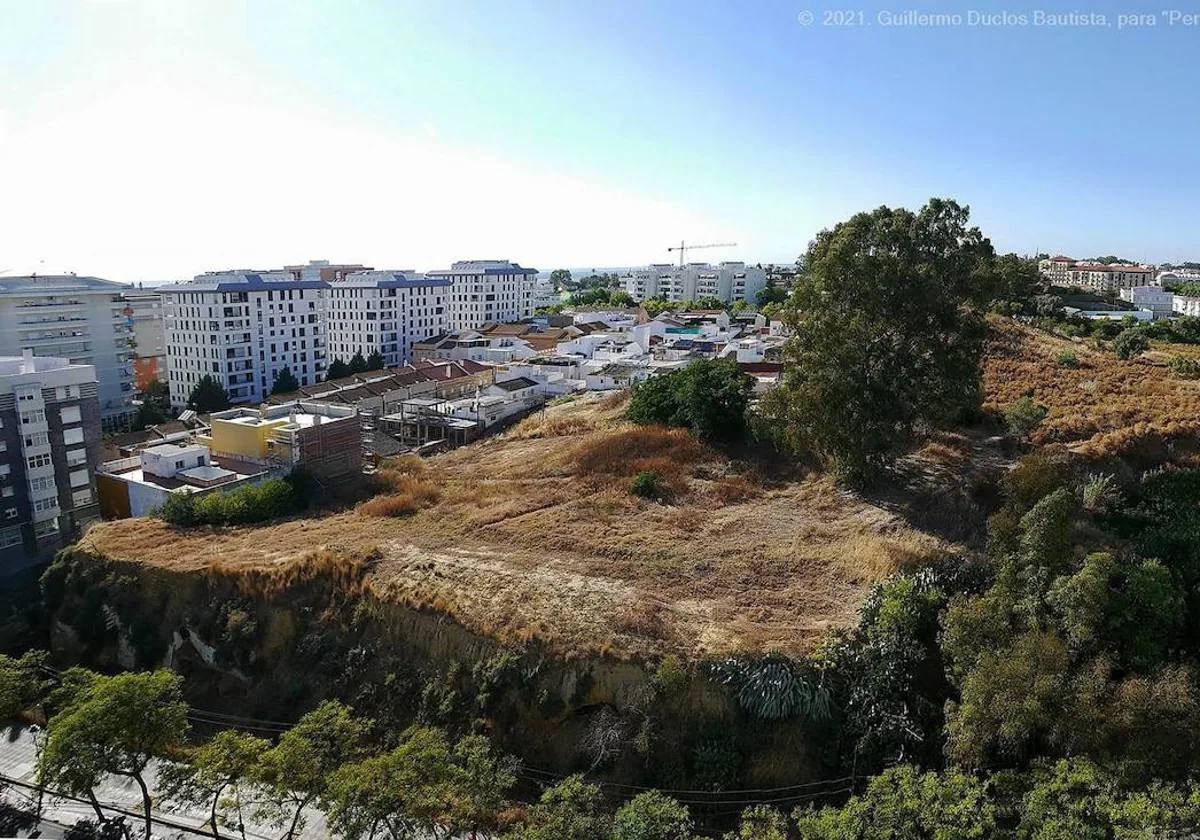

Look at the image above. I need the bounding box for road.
[0,724,330,839]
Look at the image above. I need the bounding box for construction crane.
[667,240,737,268]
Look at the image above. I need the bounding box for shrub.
[1004,395,1048,438]
[1169,355,1200,379]
[155,475,306,526]
[1113,328,1149,360]
[630,471,665,500]
[627,358,753,444]
[1056,350,1080,368]
[1080,473,1122,514]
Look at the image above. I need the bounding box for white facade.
[1174,296,1200,317]
[161,272,329,410]
[1037,256,1075,285]
[1065,263,1156,293]
[428,260,537,330]
[1119,286,1174,320]
[326,271,451,367]
[0,275,135,429]
[621,262,766,304]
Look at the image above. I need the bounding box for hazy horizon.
[3,1,1197,282]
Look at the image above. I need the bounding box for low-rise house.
[97,442,269,519]
[585,362,653,391]
[1063,306,1153,322]
[1119,286,1175,320]
[1174,295,1200,317]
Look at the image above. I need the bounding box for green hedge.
[155,470,315,527]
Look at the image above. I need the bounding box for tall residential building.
[285,259,374,282]
[326,271,451,367]
[121,286,168,393]
[161,272,328,410]
[621,261,766,304]
[0,275,135,429]
[428,260,537,330]
[1065,263,1156,293]
[0,352,102,575]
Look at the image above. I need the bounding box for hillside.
[78,319,1200,663]
[80,392,967,661]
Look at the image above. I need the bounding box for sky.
[1,0,1197,283]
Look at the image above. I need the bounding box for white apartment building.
[428,260,537,330]
[1119,286,1174,320]
[0,352,102,574]
[1065,263,1156,293]
[326,271,451,367]
[621,262,767,304]
[161,272,328,410]
[0,275,136,429]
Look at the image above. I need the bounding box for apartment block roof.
[160,272,330,293]
[0,274,128,295]
[337,270,451,288]
[427,260,537,277]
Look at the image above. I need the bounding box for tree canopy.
[760,198,995,483]
[627,357,754,444]
[186,375,231,413]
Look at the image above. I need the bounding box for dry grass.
[983,317,1200,460]
[83,393,953,660]
[360,474,441,517]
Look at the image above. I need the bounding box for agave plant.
[1080,472,1122,514]
[708,655,832,722]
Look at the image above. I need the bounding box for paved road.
[0,724,330,839]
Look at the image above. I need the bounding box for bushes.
[156,473,310,527]
[1169,355,1200,379]
[629,471,665,500]
[1056,350,1080,368]
[1005,395,1048,438]
[627,358,754,444]
[1113,328,1149,360]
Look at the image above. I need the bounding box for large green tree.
[160,729,270,840]
[256,701,368,840]
[271,366,299,395]
[187,375,232,413]
[38,670,190,840]
[503,776,609,840]
[761,198,995,484]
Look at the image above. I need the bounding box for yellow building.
[196,402,360,478]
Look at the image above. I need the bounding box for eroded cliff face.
[42,546,829,789]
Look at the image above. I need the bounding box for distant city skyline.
[2,1,1197,282]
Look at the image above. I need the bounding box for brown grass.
[83,394,955,660]
[983,317,1200,460]
[359,475,441,517]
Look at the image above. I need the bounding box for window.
[70,468,89,488]
[56,386,78,400]
[19,410,45,425]
[1,487,12,498]
[62,428,84,446]
[60,406,81,424]
[33,520,57,539]
[0,527,21,549]
[24,432,48,448]
[26,453,51,470]
[72,489,92,507]
[4,508,17,520]
[33,497,57,513]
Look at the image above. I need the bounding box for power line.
[35,663,861,804]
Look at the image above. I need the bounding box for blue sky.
[1,0,1196,281]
